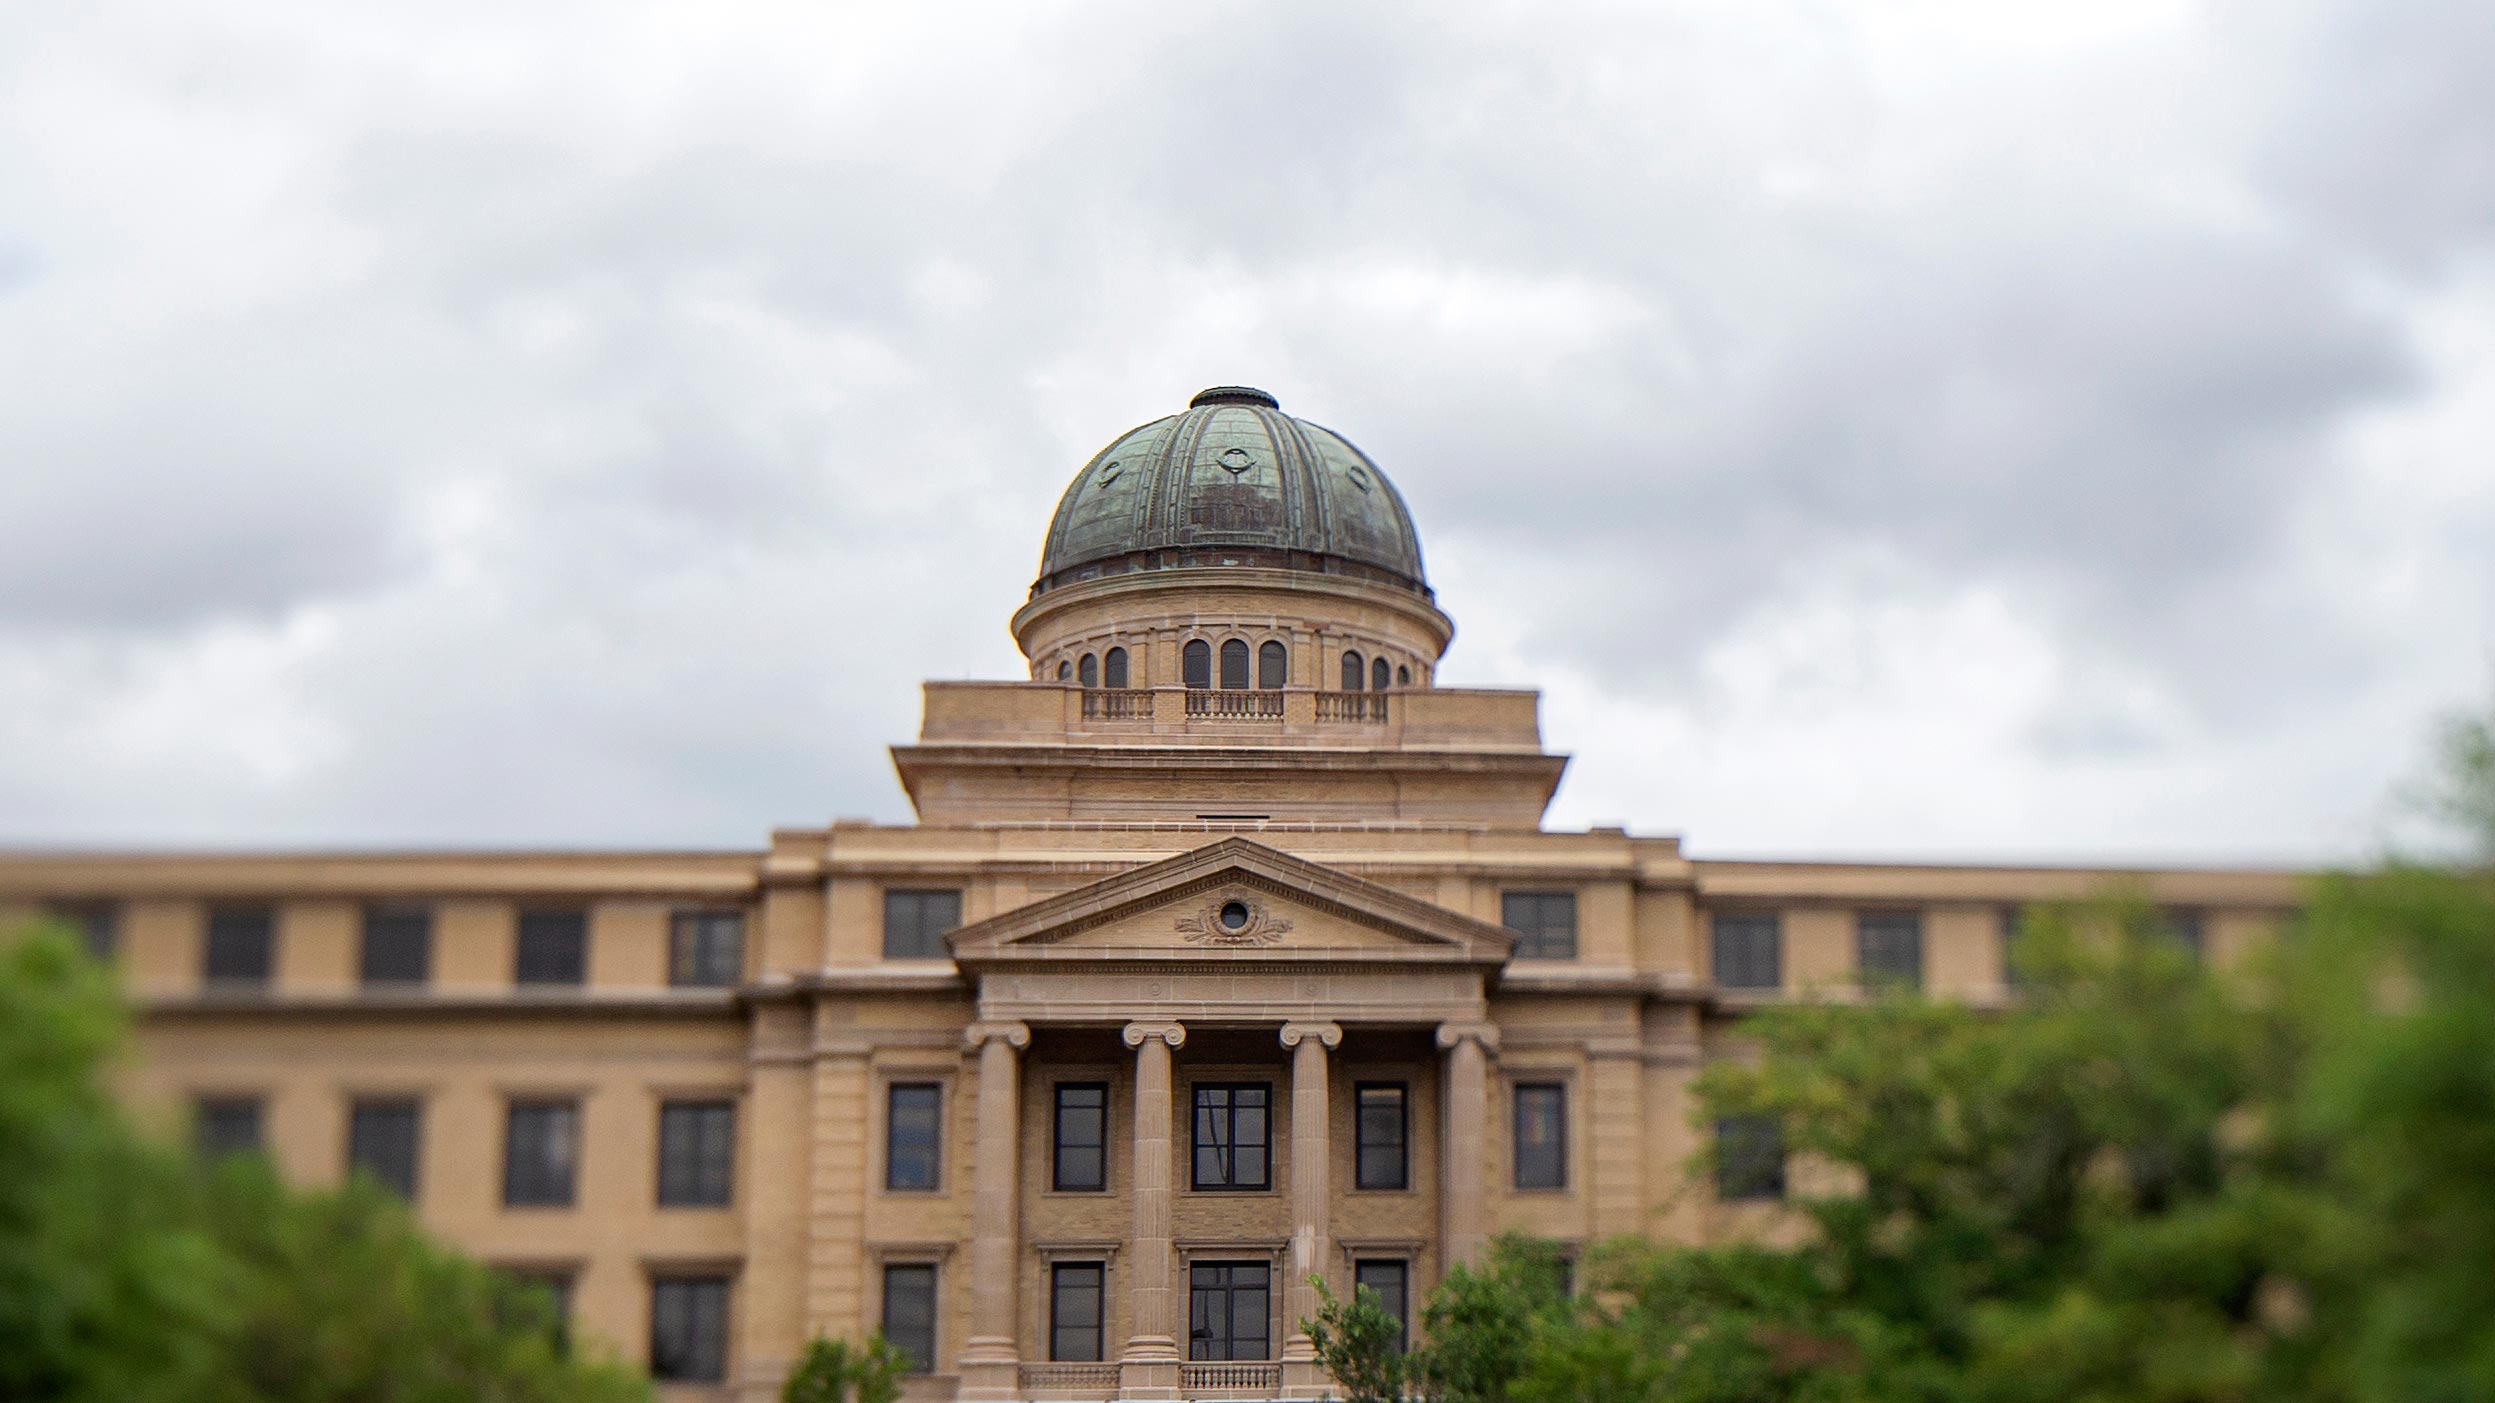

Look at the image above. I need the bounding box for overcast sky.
[3,1,2490,862]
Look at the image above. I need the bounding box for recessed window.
[348,1097,422,1201]
[203,904,275,986]
[1219,900,1251,931]
[195,1095,263,1159]
[1353,1260,1410,1353]
[1512,1082,1567,1190]
[1716,1115,1786,1201]
[1103,647,1129,689]
[515,907,588,986]
[1183,640,1212,689]
[1857,912,1924,990]
[1058,660,1072,681]
[1502,891,1578,960]
[1257,639,1287,689]
[650,1276,730,1382]
[1187,1261,1270,1361]
[1219,639,1250,690]
[2160,907,2206,963]
[1050,1262,1106,1362]
[1711,912,1782,990]
[1053,1082,1108,1192]
[50,902,118,962]
[668,910,745,987]
[1341,651,1365,691]
[885,1082,943,1192]
[1355,1082,1408,1190]
[359,903,433,986]
[1372,656,1391,692]
[1079,653,1099,688]
[883,888,963,960]
[503,1099,580,1208]
[882,1263,938,1372]
[2000,905,2031,989]
[1397,664,1411,686]
[657,1099,736,1207]
[1191,1083,1271,1191]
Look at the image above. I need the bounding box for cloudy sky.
[3,0,2490,862]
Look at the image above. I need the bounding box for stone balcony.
[915,682,1548,752]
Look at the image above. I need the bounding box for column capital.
[1278,1021,1342,1050]
[1436,1020,1501,1053]
[963,1020,1030,1052]
[1123,1020,1186,1050]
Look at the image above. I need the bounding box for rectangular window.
[1711,911,1783,990]
[195,1095,263,1159]
[1857,912,1925,990]
[649,1276,730,1383]
[1190,1083,1271,1191]
[503,1099,580,1208]
[1512,1082,1567,1190]
[1187,1261,1271,1361]
[1999,905,2030,989]
[359,903,433,985]
[657,1099,736,1207]
[1716,1115,1786,1201]
[1050,1262,1106,1362]
[514,907,588,986]
[348,1097,422,1200]
[1053,1082,1107,1192]
[885,1082,943,1192]
[502,1270,573,1353]
[882,888,964,960]
[203,904,275,986]
[50,902,119,962]
[1355,1083,1409,1191]
[668,910,745,987]
[882,1263,938,1373]
[1353,1260,1410,1354]
[2161,907,2206,963]
[1501,890,1578,960]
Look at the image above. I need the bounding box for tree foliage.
[781,1332,907,1403]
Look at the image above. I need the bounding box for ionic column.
[1120,1021,1186,1399]
[1279,1021,1342,1387]
[1437,1021,1500,1269]
[956,1020,1029,1400]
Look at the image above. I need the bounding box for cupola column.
[956,1020,1029,1400]
[1120,1021,1186,1399]
[1279,1021,1342,1389]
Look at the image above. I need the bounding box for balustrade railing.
[1178,1361,1283,1392]
[1018,1361,1122,1392]
[1184,688,1284,719]
[1079,687,1153,720]
[1315,691,1390,723]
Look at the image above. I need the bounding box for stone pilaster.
[1437,1021,1499,1269]
[1119,1020,1186,1399]
[1279,1020,1341,1390]
[956,1020,1030,1400]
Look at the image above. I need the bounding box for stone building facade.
[0,387,2301,1400]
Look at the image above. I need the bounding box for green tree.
[781,1332,907,1403]
[1304,1276,1416,1403]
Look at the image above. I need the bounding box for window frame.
[194,1094,264,1159]
[50,901,119,962]
[881,1262,939,1373]
[667,909,746,987]
[1710,911,1783,991]
[882,888,964,960]
[1501,890,1579,961]
[1341,651,1364,691]
[1049,1261,1107,1363]
[1218,638,1251,690]
[1183,639,1212,689]
[883,1081,945,1193]
[1856,911,1926,991]
[1511,1080,1568,1191]
[1052,1081,1109,1192]
[1352,1259,1410,1354]
[1078,652,1099,688]
[1999,904,2031,989]
[1103,646,1129,689]
[203,903,276,987]
[502,1098,581,1208]
[1354,1082,1409,1191]
[358,902,434,986]
[1257,639,1287,689]
[649,1274,731,1383]
[1189,1081,1273,1192]
[1715,1114,1787,1202]
[514,906,589,986]
[1371,656,1391,692]
[656,1098,737,1208]
[347,1096,423,1201]
[1186,1259,1272,1362]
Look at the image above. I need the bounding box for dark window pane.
[50,902,119,962]
[2000,905,2030,989]
[359,904,433,985]
[1058,660,1072,680]
[1257,640,1287,689]
[503,1100,580,1207]
[204,904,275,985]
[657,1100,736,1207]
[1397,665,1411,686]
[1191,1083,1271,1190]
[1078,653,1099,688]
[882,1264,937,1372]
[1372,656,1390,692]
[195,1096,263,1159]
[1103,647,1129,689]
[2161,908,2206,963]
[1711,912,1782,990]
[1188,1261,1270,1360]
[348,1098,421,1200]
[1053,1082,1107,1192]
[883,889,964,960]
[1355,1083,1408,1191]
[1716,1115,1786,1201]
[650,1276,729,1382]
[1219,639,1250,690]
[1183,639,1211,689]
[515,907,588,986]
[668,910,745,987]
[1353,1260,1409,1353]
[1050,1262,1105,1362]
[1341,651,1364,691]
[1501,891,1578,961]
[1857,913,1924,990]
[1513,1082,1567,1190]
[885,1083,942,1191]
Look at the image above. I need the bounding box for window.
[1716,1115,1786,1201]
[882,1263,938,1372]
[203,904,275,986]
[1191,1083,1271,1190]
[1188,1261,1270,1361]
[50,902,118,961]
[885,1082,942,1191]
[2160,907,2206,963]
[1078,653,1099,688]
[1372,656,1391,692]
[1184,639,1212,689]
[657,1099,736,1207]
[1711,912,1782,990]
[359,903,432,985]
[348,1098,422,1200]
[2000,905,2030,989]
[1857,912,1924,990]
[1219,638,1250,690]
[503,1099,580,1207]
[1502,891,1578,960]
[650,1276,730,1382]
[1103,646,1129,689]
[1341,651,1365,691]
[1058,660,1072,681]
[1050,1262,1106,1362]
[1053,1082,1108,1191]
[195,1096,263,1158]
[883,888,963,960]
[1257,639,1287,689]
[501,1270,573,1351]
[668,910,745,987]
[1355,1083,1409,1190]
[515,907,588,986]
[1353,1260,1410,1353]
[1512,1082,1567,1190]
[1397,664,1412,687]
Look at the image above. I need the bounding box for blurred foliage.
[781,1331,906,1403]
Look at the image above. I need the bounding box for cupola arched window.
[1183,640,1212,689]
[1058,660,1073,682]
[1398,664,1412,687]
[1219,639,1250,691]
[1258,641,1287,690]
[1341,651,1364,692]
[1372,657,1391,692]
[1103,647,1128,689]
[1078,653,1098,689]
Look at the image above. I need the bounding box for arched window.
[1258,640,1287,689]
[1341,651,1364,692]
[1219,639,1250,690]
[1103,647,1128,689]
[1397,664,1412,687]
[1058,660,1073,682]
[1183,640,1212,690]
[1078,653,1099,689]
[1372,657,1392,692]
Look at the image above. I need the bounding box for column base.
[954,1337,1020,1402]
[1283,1356,1338,1395]
[1118,1337,1182,1399]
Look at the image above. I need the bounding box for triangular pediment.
[948,837,1515,966]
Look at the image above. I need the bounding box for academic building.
[0,387,2300,1400]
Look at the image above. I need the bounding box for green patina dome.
[1033,387,1430,599]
